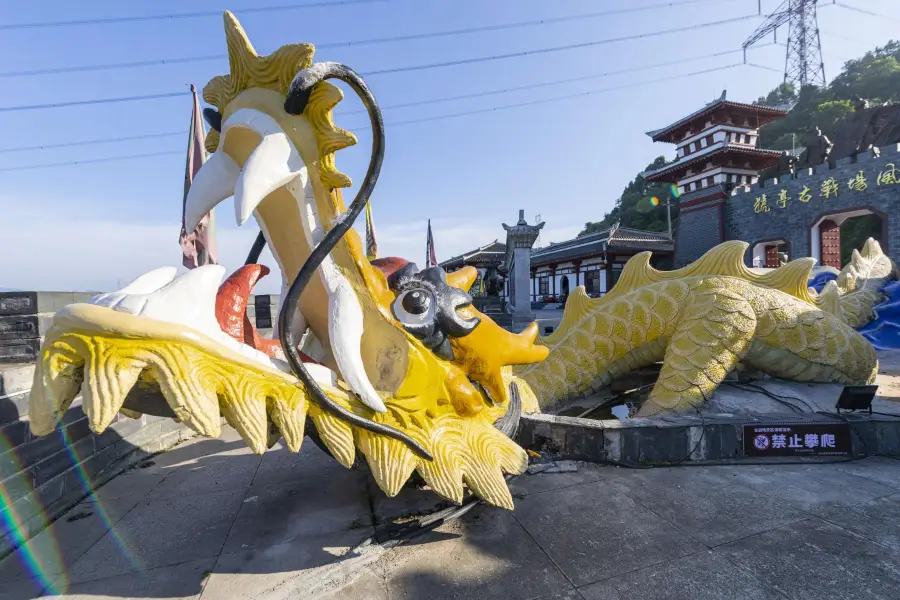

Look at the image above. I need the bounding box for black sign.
[743,423,853,457]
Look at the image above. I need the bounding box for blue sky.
[0,0,897,293]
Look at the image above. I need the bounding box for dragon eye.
[392,288,435,327]
[402,290,430,315]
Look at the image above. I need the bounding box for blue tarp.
[802,271,900,349]
[858,279,900,350]
[808,271,838,293]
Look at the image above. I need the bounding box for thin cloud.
[1,206,584,295]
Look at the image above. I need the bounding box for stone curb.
[517,411,900,465]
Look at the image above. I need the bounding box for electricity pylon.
[743,0,827,88]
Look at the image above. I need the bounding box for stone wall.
[0,292,95,364]
[674,200,724,267]
[726,144,900,265]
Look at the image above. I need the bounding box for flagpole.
[181,86,198,267]
[181,83,216,267]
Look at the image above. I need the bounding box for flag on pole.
[180,84,217,269]
[365,201,378,260]
[426,219,437,268]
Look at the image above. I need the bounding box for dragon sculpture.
[27,13,897,510]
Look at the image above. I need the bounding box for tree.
[755,82,797,107]
[578,156,678,237]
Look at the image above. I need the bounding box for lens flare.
[0,428,61,595]
[57,423,143,574]
[649,196,660,207]
[670,184,681,199]
[0,412,144,595]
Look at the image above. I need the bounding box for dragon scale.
[512,240,892,416]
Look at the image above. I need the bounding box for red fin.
[370,257,410,279]
[215,264,317,364]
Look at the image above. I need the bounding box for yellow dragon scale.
[514,239,891,415]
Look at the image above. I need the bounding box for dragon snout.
[387,264,481,360]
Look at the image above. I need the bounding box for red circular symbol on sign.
[753,434,770,450]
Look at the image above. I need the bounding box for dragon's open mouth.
[28,12,550,509]
[184,106,392,415]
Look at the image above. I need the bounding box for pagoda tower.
[643,91,789,266]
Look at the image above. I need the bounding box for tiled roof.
[439,240,506,268]
[643,143,783,181]
[646,93,790,142]
[609,226,674,250]
[530,223,672,266]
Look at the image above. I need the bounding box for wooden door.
[764,245,780,268]
[819,220,842,269]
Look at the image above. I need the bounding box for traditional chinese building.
[650,92,900,270]
[440,222,673,304]
[529,223,673,302]
[643,90,789,267]
[727,149,899,269]
[438,240,507,298]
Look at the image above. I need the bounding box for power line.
[0,92,187,113]
[339,44,777,116]
[0,14,763,113]
[363,14,760,77]
[0,0,384,31]
[0,150,180,172]
[0,6,756,80]
[321,0,748,50]
[0,44,778,152]
[0,131,183,154]
[745,62,782,74]
[820,29,873,46]
[2,62,755,171]
[0,55,224,79]
[377,63,750,129]
[833,1,900,23]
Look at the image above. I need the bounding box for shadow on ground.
[3,418,900,599]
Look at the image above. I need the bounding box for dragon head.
[28,12,548,509]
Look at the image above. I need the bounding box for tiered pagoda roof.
[643,143,783,183]
[642,91,790,185]
[645,91,790,143]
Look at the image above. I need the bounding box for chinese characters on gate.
[752,162,899,214]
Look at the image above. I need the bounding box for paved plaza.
[1,425,899,599]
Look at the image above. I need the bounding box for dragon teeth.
[81,354,146,433]
[233,130,306,226]
[154,367,222,438]
[321,255,388,414]
[183,151,241,233]
[30,349,85,436]
[267,395,308,453]
[219,389,269,454]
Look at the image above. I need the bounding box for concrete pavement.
[2,426,900,599]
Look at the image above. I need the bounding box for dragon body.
[26,13,897,510]
[510,239,895,416]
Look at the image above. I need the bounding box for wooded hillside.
[578,40,900,262]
